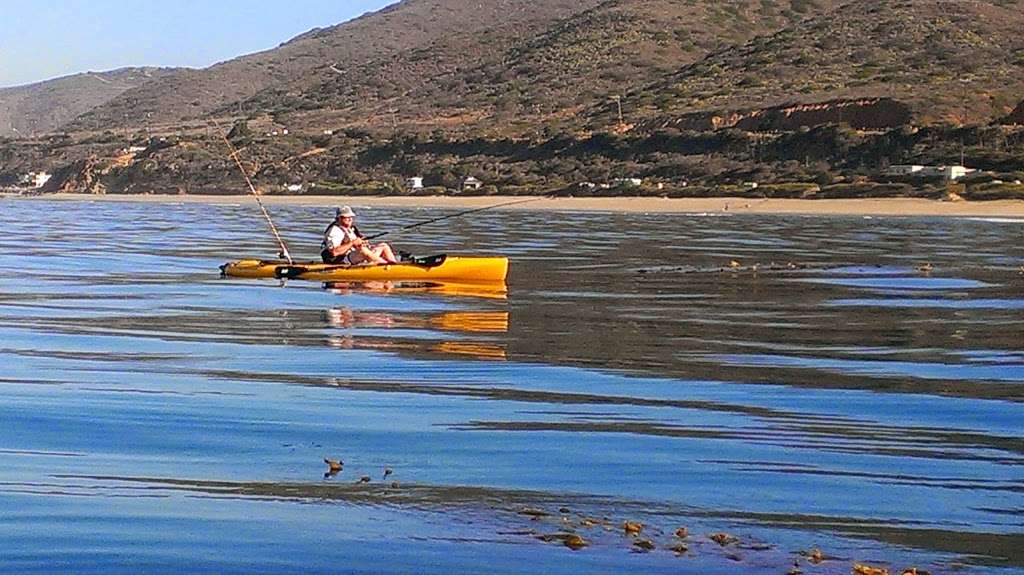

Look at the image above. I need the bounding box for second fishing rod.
[362,196,550,241]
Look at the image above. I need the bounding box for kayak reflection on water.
[322,306,508,361]
[324,333,507,361]
[325,280,396,296]
[324,307,509,335]
[324,280,507,300]
[325,307,396,329]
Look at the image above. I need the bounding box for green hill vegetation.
[619,0,1024,128]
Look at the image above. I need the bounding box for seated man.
[321,206,399,265]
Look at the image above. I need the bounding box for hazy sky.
[0,1,396,88]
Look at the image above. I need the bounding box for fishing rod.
[363,196,550,240]
[210,118,294,264]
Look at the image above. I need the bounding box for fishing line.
[210,118,294,264]
[363,196,550,240]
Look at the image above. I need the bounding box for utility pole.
[611,95,624,128]
[388,108,398,134]
[958,76,973,166]
[961,80,966,166]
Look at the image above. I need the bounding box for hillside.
[4,0,1024,201]
[68,0,606,133]
[618,0,1024,130]
[458,0,843,125]
[0,67,178,137]
[11,0,1024,138]
[67,0,850,136]
[242,0,842,135]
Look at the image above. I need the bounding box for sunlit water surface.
[1,198,1021,574]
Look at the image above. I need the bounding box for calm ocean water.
[1,198,1021,574]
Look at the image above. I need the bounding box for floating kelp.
[323,458,343,478]
[632,538,655,552]
[668,542,688,555]
[803,548,826,564]
[853,563,889,575]
[710,532,739,546]
[636,261,830,275]
[49,474,982,573]
[623,520,644,535]
[536,532,588,551]
[518,507,551,518]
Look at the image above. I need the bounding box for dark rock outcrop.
[653,98,913,132]
[40,157,107,195]
[1004,100,1024,125]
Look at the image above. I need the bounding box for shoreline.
[7,192,1024,217]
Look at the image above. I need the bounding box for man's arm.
[328,237,365,257]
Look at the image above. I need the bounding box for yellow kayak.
[220,254,508,283]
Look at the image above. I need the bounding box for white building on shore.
[887,165,974,180]
[20,172,51,188]
[613,177,643,188]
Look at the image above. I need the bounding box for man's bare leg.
[375,243,398,264]
[353,246,388,265]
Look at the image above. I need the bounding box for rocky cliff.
[1006,100,1024,125]
[651,98,912,132]
[40,157,109,195]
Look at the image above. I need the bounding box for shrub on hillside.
[757,183,821,198]
[965,182,1024,200]
[816,182,915,198]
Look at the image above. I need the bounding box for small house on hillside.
[887,165,926,176]
[613,177,643,188]
[407,177,424,190]
[931,166,973,180]
[21,172,51,188]
[887,165,974,180]
[463,176,483,191]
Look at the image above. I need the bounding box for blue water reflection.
[1,199,1022,574]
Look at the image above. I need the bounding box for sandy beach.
[9,193,1024,217]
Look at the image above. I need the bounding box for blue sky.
[0,1,395,88]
